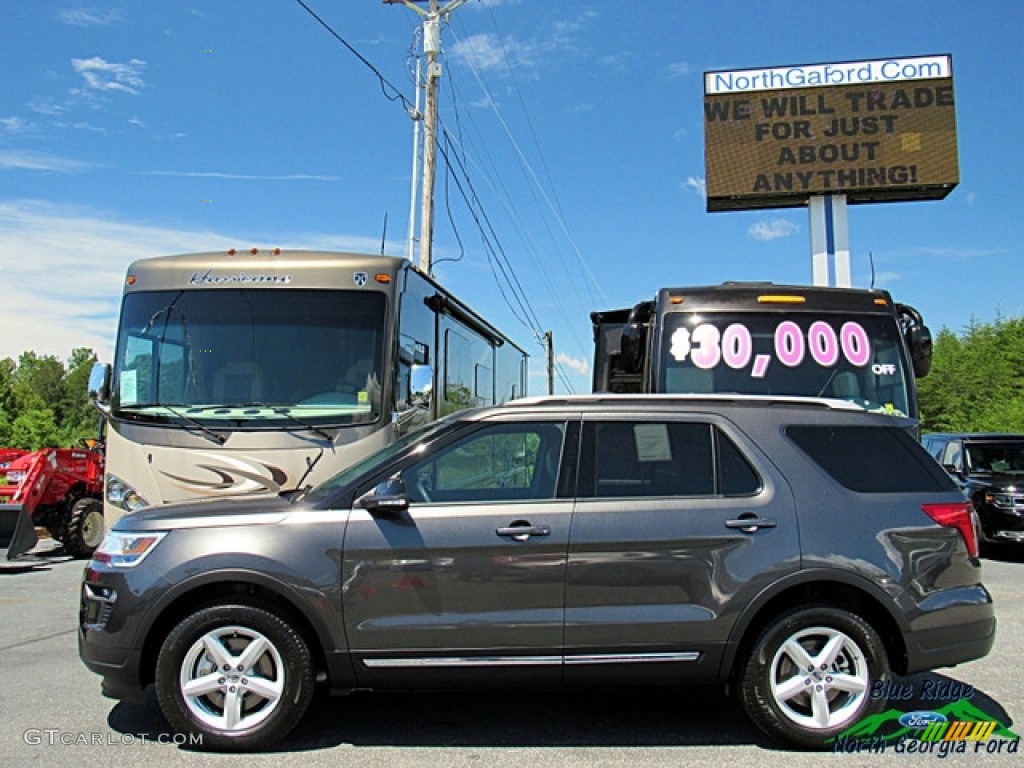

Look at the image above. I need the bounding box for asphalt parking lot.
[1,539,1021,767]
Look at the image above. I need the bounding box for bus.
[591,282,932,419]
[90,249,528,531]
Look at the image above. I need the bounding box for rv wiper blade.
[288,450,324,503]
[164,406,226,445]
[256,404,334,442]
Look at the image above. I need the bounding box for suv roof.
[502,393,872,412]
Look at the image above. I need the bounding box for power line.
[293,0,578,392]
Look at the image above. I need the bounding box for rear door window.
[578,420,760,498]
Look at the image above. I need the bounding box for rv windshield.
[113,289,387,428]
[658,312,912,417]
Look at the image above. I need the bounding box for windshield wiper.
[255,403,334,442]
[288,450,324,503]
[164,405,227,445]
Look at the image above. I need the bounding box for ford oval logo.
[899,711,948,728]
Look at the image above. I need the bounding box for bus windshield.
[657,311,912,417]
[113,289,387,428]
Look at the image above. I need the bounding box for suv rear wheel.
[155,602,314,751]
[739,604,888,748]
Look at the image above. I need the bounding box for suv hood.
[112,494,297,532]
[965,473,1024,489]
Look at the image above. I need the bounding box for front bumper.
[78,567,149,700]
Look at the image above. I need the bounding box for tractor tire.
[65,497,104,558]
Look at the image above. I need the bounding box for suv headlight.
[92,531,167,567]
[984,492,1018,509]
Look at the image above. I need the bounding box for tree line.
[0,349,99,451]
[917,315,1024,433]
[1,316,1023,451]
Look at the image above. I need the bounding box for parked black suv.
[80,396,994,751]
[922,432,1024,549]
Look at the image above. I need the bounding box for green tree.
[919,316,1024,433]
[0,348,100,449]
[9,408,61,450]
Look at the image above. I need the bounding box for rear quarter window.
[786,425,956,493]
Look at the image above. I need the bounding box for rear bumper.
[909,610,995,675]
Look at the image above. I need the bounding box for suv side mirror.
[357,476,409,515]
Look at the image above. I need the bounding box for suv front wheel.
[155,602,315,751]
[739,604,889,748]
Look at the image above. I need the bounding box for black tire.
[155,602,315,751]
[739,604,889,749]
[64,497,104,558]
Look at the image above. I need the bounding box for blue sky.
[2,1,1022,394]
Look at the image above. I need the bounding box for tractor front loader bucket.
[0,503,38,560]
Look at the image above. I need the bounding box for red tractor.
[0,441,105,560]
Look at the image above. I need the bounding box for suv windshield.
[964,442,1024,475]
[658,312,912,416]
[113,289,386,428]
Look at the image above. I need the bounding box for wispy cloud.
[667,62,692,79]
[450,33,526,73]
[1,116,28,133]
[911,246,1004,259]
[556,352,589,377]
[450,11,595,76]
[748,219,799,241]
[58,8,122,26]
[142,171,339,182]
[0,200,380,361]
[683,176,706,197]
[0,150,92,173]
[72,57,146,95]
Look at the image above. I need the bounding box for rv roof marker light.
[874,297,889,307]
[375,273,391,284]
[670,296,684,305]
[126,275,136,286]
[227,248,237,255]
[272,248,281,255]
[250,247,259,255]
[758,294,806,305]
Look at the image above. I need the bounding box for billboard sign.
[703,55,958,212]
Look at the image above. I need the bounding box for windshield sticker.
[670,321,873,378]
[120,369,138,405]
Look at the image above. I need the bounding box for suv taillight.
[921,501,979,558]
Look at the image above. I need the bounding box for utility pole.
[544,331,554,395]
[385,0,467,275]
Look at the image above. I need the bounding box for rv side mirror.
[357,476,409,515]
[410,364,433,409]
[88,363,112,403]
[909,325,933,378]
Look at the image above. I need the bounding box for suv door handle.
[496,523,551,541]
[725,516,777,533]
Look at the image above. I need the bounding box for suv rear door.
[564,411,800,684]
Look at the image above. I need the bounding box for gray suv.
[79,395,994,751]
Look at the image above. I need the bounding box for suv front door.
[342,418,576,686]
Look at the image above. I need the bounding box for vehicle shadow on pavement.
[104,671,1015,753]
[983,544,1024,564]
